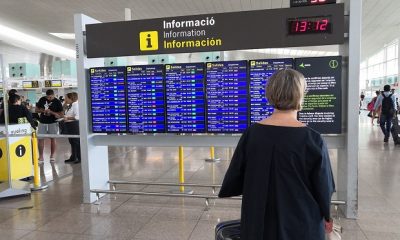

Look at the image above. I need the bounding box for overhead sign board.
[290,0,336,8]
[86,4,344,58]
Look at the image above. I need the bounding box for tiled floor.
[0,112,400,240]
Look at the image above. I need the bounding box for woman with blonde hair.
[219,69,335,240]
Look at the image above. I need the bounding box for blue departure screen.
[249,59,293,124]
[206,61,248,133]
[126,65,165,133]
[90,67,127,133]
[165,63,206,133]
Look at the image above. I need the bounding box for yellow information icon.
[250,61,256,66]
[140,31,159,51]
[166,65,170,70]
[91,69,95,74]
[207,63,212,68]
[127,67,132,72]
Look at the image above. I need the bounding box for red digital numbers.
[290,18,330,34]
[319,19,328,30]
[310,0,327,3]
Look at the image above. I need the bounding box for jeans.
[380,113,393,139]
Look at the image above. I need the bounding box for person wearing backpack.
[374,85,397,143]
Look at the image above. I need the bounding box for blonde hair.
[266,69,306,111]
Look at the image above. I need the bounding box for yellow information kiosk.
[0,123,33,182]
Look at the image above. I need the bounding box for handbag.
[326,205,342,240]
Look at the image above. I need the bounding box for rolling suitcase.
[391,113,400,144]
[215,220,241,240]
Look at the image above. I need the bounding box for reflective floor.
[0,112,399,240]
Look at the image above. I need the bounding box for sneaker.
[50,157,56,162]
[384,137,389,142]
[38,159,44,164]
[73,160,81,164]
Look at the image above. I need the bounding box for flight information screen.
[126,65,165,133]
[249,59,293,124]
[165,63,206,133]
[206,61,248,133]
[295,56,342,134]
[90,67,127,133]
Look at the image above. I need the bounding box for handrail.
[90,188,346,208]
[109,180,221,188]
[37,134,80,138]
[108,181,347,206]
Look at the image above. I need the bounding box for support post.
[74,14,108,203]
[205,146,221,162]
[179,146,184,192]
[30,132,48,191]
[171,146,193,194]
[337,0,361,219]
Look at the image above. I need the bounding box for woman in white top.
[63,92,81,164]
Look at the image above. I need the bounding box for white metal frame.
[74,0,361,218]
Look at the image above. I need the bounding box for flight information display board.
[249,59,293,124]
[126,65,165,133]
[295,56,342,134]
[165,63,206,133]
[90,67,127,133]
[206,61,248,133]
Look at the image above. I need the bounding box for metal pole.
[171,146,193,194]
[179,146,184,192]
[30,132,48,191]
[205,146,221,162]
[1,54,12,186]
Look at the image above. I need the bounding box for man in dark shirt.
[36,89,63,163]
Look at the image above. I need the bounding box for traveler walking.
[374,85,397,143]
[36,89,63,163]
[367,91,380,125]
[219,69,335,240]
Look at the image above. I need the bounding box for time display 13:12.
[288,16,332,34]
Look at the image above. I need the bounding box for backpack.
[381,93,395,115]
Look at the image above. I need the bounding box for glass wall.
[360,40,399,96]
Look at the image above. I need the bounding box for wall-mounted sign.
[44,80,63,88]
[295,56,342,134]
[86,4,344,58]
[290,0,336,8]
[22,81,39,88]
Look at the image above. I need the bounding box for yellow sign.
[91,69,95,74]
[165,65,170,70]
[127,67,132,72]
[9,136,32,180]
[250,61,256,66]
[207,63,212,68]
[140,31,159,51]
[0,138,8,181]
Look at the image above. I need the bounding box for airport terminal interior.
[1,0,400,240]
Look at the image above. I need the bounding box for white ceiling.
[0,0,397,61]
[361,0,400,60]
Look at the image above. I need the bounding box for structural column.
[74,14,109,203]
[337,0,361,219]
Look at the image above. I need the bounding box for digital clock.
[288,16,332,34]
[290,0,336,7]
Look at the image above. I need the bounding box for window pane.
[386,59,398,76]
[387,45,396,60]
